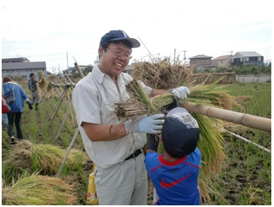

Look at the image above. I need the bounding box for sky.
[1,0,272,73]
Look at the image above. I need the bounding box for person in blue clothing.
[145,106,201,205]
[3,77,33,144]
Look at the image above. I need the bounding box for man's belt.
[125,149,142,161]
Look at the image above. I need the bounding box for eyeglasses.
[107,47,132,60]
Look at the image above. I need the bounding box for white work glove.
[171,86,190,100]
[125,114,165,134]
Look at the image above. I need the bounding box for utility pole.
[183,50,187,64]
[66,52,69,69]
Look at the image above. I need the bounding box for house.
[230,52,264,66]
[189,55,216,71]
[2,57,47,80]
[2,57,30,63]
[212,55,232,68]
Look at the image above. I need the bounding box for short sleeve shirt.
[145,148,201,205]
[72,65,152,168]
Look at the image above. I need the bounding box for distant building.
[230,52,264,66]
[2,57,47,80]
[189,55,216,71]
[212,55,232,68]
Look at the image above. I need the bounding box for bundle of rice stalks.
[48,74,57,81]
[114,76,242,203]
[115,80,158,120]
[37,71,46,89]
[116,78,242,121]
[151,78,243,111]
[2,173,77,205]
[2,140,89,184]
[132,57,193,89]
[46,82,53,92]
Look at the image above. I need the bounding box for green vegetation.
[224,82,271,118]
[208,82,271,205]
[232,64,271,75]
[199,64,271,75]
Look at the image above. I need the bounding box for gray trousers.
[94,152,148,205]
[31,90,40,104]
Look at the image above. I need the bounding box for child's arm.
[146,134,159,153]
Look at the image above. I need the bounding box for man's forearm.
[82,122,128,142]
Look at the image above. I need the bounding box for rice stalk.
[114,78,232,203]
[132,57,193,89]
[47,82,53,92]
[116,78,243,121]
[119,55,243,203]
[2,173,77,205]
[115,79,159,123]
[186,78,243,110]
[192,113,226,174]
[2,130,10,152]
[125,79,158,113]
[2,140,88,184]
[48,74,57,81]
[37,71,46,88]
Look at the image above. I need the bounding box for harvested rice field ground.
[2,80,271,205]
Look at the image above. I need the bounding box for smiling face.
[98,42,132,80]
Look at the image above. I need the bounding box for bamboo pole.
[56,128,79,178]
[73,57,84,78]
[56,60,85,177]
[54,101,73,141]
[224,129,270,153]
[64,75,76,126]
[46,87,68,122]
[182,102,271,132]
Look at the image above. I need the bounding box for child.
[145,107,201,205]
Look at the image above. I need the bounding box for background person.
[3,77,33,144]
[28,72,42,110]
[145,107,201,205]
[72,30,190,205]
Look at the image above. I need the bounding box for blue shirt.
[145,147,201,205]
[3,82,29,113]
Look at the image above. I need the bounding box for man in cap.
[145,107,201,205]
[72,30,190,205]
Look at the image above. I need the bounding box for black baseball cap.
[162,107,200,158]
[99,30,140,48]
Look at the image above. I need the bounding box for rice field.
[1,80,271,205]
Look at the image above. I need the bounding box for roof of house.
[2,57,30,63]
[212,55,232,61]
[189,55,213,59]
[234,52,263,57]
[2,62,46,70]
